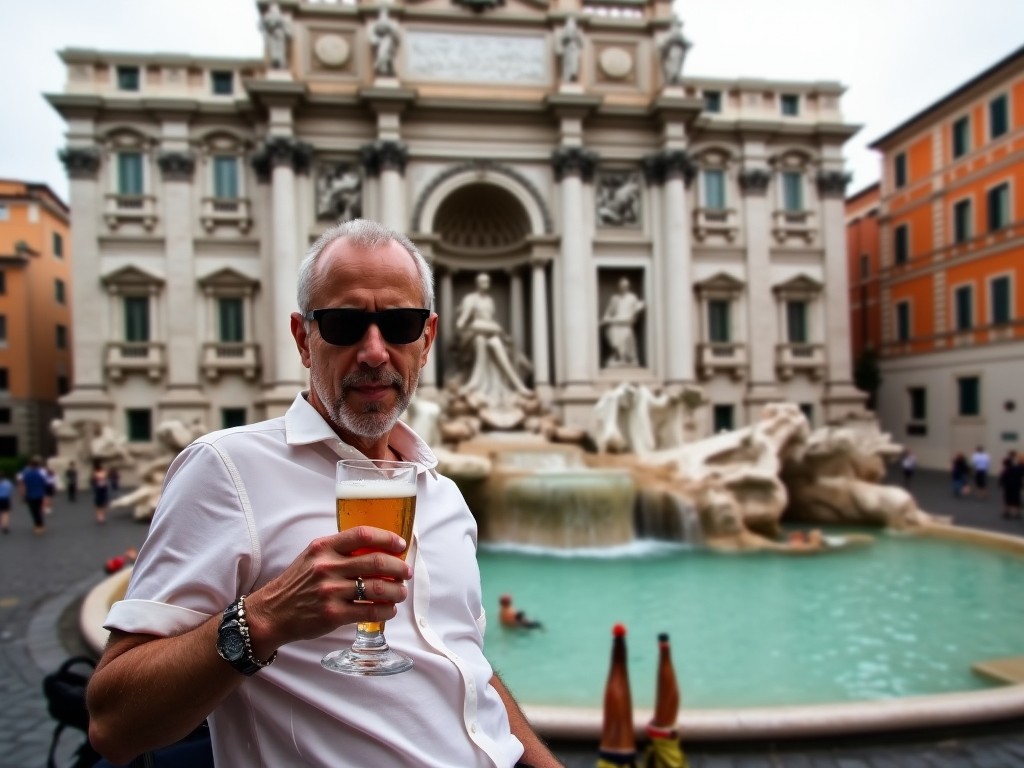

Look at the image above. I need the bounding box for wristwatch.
[216,595,276,676]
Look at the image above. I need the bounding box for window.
[213,155,239,199]
[894,152,907,189]
[222,408,247,429]
[0,272,5,294]
[786,300,808,343]
[126,409,153,442]
[0,203,8,221]
[211,70,234,95]
[0,407,9,424]
[55,278,66,304]
[0,315,6,345]
[117,152,144,196]
[56,325,68,349]
[859,254,869,280]
[0,435,17,456]
[116,66,140,91]
[894,224,910,265]
[952,116,970,159]
[702,169,726,209]
[780,94,799,116]
[896,301,911,342]
[782,171,803,211]
[799,403,814,426]
[707,299,730,343]
[989,94,1008,139]
[991,276,1011,325]
[953,199,972,244]
[53,232,64,258]
[712,404,734,433]
[954,285,973,332]
[909,387,927,421]
[987,183,1010,232]
[57,376,69,396]
[957,376,980,417]
[0,368,8,391]
[704,90,722,113]
[218,297,244,343]
[123,296,150,342]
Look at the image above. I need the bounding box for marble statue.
[369,6,401,77]
[597,173,641,227]
[658,15,691,86]
[454,272,532,405]
[316,164,362,221]
[259,2,292,70]
[600,277,644,367]
[590,383,687,455]
[555,16,584,83]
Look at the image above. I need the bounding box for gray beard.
[311,365,417,442]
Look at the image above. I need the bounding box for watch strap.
[218,594,277,676]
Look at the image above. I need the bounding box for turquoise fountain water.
[480,530,1024,710]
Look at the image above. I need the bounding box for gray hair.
[296,219,434,314]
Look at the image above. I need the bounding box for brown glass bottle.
[598,623,637,767]
[649,632,680,735]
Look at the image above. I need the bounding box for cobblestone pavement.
[1,468,1022,767]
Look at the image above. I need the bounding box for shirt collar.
[284,392,438,479]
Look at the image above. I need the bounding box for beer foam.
[336,479,416,499]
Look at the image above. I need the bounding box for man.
[87,220,560,767]
[17,456,48,535]
[971,445,991,500]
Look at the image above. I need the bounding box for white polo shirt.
[105,394,524,768]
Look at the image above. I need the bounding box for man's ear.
[420,313,438,369]
[290,312,312,369]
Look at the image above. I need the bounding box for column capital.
[157,151,196,181]
[250,136,313,182]
[360,140,409,177]
[817,170,852,198]
[551,146,599,183]
[739,168,772,194]
[58,147,101,180]
[642,150,694,187]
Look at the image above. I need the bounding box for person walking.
[65,461,79,503]
[971,446,991,500]
[900,449,916,487]
[951,452,970,497]
[0,471,12,534]
[17,456,48,534]
[1000,450,1022,520]
[91,460,110,524]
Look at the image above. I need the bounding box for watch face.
[219,625,246,661]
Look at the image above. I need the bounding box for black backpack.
[42,656,101,768]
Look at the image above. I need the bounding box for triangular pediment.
[197,267,260,291]
[100,265,164,289]
[772,273,822,296]
[694,271,745,294]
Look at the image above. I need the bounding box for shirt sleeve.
[105,440,260,637]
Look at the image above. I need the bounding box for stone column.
[509,267,525,355]
[361,140,408,231]
[155,148,207,422]
[659,150,696,387]
[738,166,781,417]
[551,146,598,390]
[57,146,113,423]
[817,170,867,421]
[530,256,552,393]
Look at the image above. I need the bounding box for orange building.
[0,179,72,458]
[845,182,882,407]
[851,44,1024,469]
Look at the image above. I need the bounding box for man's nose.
[355,322,389,365]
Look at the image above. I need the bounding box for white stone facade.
[47,0,864,455]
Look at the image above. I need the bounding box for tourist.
[950,452,970,497]
[971,445,991,500]
[91,460,110,524]
[65,461,79,503]
[86,219,559,768]
[900,449,916,487]
[17,456,48,535]
[0,471,12,534]
[1000,450,1022,520]
[499,594,544,630]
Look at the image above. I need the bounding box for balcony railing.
[104,194,158,232]
[697,342,747,380]
[693,207,739,242]
[775,342,825,380]
[200,197,252,234]
[201,342,260,380]
[772,209,815,244]
[105,341,166,381]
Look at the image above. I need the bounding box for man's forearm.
[491,673,563,768]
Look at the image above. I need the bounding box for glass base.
[321,646,414,676]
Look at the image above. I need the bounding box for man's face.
[291,238,436,448]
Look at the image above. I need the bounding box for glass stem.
[352,625,389,653]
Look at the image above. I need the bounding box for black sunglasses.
[303,308,430,346]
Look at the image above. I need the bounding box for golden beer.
[336,479,416,633]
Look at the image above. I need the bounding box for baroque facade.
[47,0,863,453]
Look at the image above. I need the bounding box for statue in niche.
[369,6,401,77]
[455,272,532,404]
[259,2,292,70]
[316,164,362,221]
[600,276,645,367]
[555,16,584,83]
[658,15,692,86]
[597,172,641,226]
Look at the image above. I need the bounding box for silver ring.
[354,576,366,602]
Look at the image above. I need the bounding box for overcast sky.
[3,0,1023,202]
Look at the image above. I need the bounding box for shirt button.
[419,618,426,627]
[470,724,477,734]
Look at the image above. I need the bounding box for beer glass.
[321,459,417,676]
